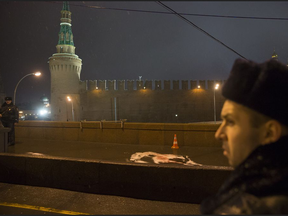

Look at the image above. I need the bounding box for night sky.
[1,1,288,105]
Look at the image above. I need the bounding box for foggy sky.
[1,1,288,105]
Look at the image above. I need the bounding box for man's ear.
[261,120,282,145]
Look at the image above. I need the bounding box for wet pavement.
[7,138,229,167]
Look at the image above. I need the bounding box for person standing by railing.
[0,97,19,146]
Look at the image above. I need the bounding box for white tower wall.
[49,54,82,121]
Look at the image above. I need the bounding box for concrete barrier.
[0,128,10,153]
[15,121,222,147]
[0,153,232,204]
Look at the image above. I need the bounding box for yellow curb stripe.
[0,202,90,215]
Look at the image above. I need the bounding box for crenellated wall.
[81,79,225,91]
[78,79,226,123]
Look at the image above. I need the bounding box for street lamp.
[214,83,219,124]
[67,96,74,121]
[13,72,41,105]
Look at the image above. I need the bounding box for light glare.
[39,109,48,116]
[34,72,41,76]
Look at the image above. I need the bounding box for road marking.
[0,202,90,215]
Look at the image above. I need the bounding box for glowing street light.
[13,72,41,105]
[214,83,219,124]
[67,96,74,121]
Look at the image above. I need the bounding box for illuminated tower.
[48,1,82,121]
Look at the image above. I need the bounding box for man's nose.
[215,124,224,140]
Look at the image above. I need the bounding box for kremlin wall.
[48,2,226,123]
[77,79,226,123]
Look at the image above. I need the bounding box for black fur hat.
[222,58,288,126]
[5,97,12,101]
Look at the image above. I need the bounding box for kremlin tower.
[48,1,82,121]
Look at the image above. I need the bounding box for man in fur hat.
[200,58,288,214]
[0,97,19,146]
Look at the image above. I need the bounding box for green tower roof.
[58,1,74,46]
[62,1,70,11]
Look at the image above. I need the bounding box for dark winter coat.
[0,102,19,123]
[200,135,288,214]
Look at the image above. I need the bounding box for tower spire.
[62,1,70,11]
[57,1,75,52]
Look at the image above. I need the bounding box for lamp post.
[214,83,219,124]
[67,96,74,121]
[13,72,41,105]
[65,101,68,121]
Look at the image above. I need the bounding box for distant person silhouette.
[0,97,19,146]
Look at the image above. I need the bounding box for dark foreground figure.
[200,59,288,214]
[0,97,19,146]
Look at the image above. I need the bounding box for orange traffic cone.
[171,134,179,149]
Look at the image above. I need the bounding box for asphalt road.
[7,138,229,166]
